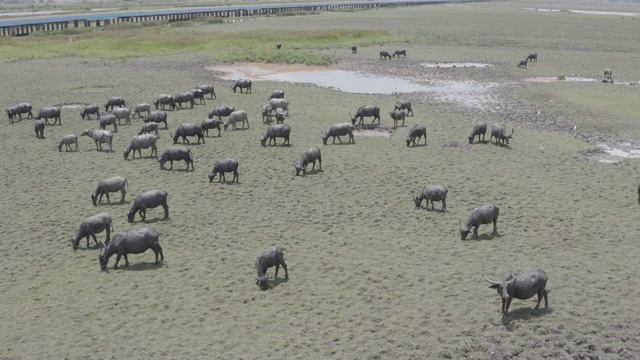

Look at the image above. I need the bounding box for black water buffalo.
[105,97,126,112]
[526,53,538,62]
[99,227,164,270]
[196,84,216,99]
[379,51,392,60]
[351,45,357,54]
[127,189,169,223]
[36,107,61,125]
[393,49,407,58]
[208,159,239,183]
[80,105,100,120]
[490,124,514,146]
[517,59,527,69]
[153,94,175,110]
[468,122,487,144]
[350,105,380,125]
[232,79,252,93]
[460,204,499,240]
[7,102,33,123]
[484,270,549,318]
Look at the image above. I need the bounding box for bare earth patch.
[353,125,394,137]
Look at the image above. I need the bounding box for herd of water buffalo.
[7,72,550,317]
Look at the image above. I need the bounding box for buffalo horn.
[510,128,514,137]
[483,273,500,285]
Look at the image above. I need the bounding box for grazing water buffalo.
[490,124,514,146]
[72,212,113,250]
[276,43,282,49]
[255,246,288,290]
[208,159,239,183]
[267,98,289,116]
[394,99,414,116]
[124,134,158,160]
[294,147,321,176]
[414,185,448,212]
[484,270,549,318]
[379,51,392,60]
[322,123,354,145]
[351,105,380,125]
[58,134,78,152]
[80,105,100,120]
[406,125,427,147]
[201,118,222,137]
[132,103,151,119]
[526,53,538,62]
[99,114,118,132]
[92,176,128,205]
[145,111,168,129]
[604,68,612,79]
[223,110,249,130]
[196,84,216,99]
[34,119,45,138]
[127,189,169,223]
[232,79,252,93]
[99,227,163,270]
[393,49,407,58]
[191,89,206,105]
[460,204,499,240]
[104,97,126,112]
[261,104,273,123]
[171,123,205,144]
[517,59,527,69]
[261,124,291,146]
[208,105,235,120]
[390,110,406,127]
[468,122,487,144]
[138,122,159,137]
[111,107,131,125]
[153,94,175,110]
[275,108,287,124]
[7,103,33,123]
[159,147,193,170]
[269,90,285,100]
[81,129,113,152]
[174,91,195,110]
[351,45,357,54]
[36,107,61,125]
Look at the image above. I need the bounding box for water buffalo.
[208,105,235,120]
[127,189,169,223]
[261,104,273,123]
[99,114,118,132]
[92,176,128,205]
[232,79,252,93]
[517,59,527,69]
[80,105,100,120]
[255,246,288,290]
[350,105,380,125]
[406,125,426,147]
[267,98,289,115]
[351,45,357,54]
[208,159,239,183]
[159,146,193,170]
[276,43,282,49]
[637,183,640,205]
[414,185,447,212]
[36,107,61,125]
[145,111,168,129]
[99,227,163,270]
[124,134,158,160]
[389,110,406,127]
[7,102,33,123]
[132,103,151,119]
[191,89,206,105]
[269,90,285,100]
[275,108,286,124]
[394,100,414,116]
[201,118,222,137]
[490,124,514,146]
[468,122,487,144]
[81,129,113,152]
[526,53,538,62]
[105,97,126,112]
[393,49,407,58]
[34,119,45,138]
[294,147,321,176]
[484,270,549,318]
[379,51,392,60]
[261,124,291,146]
[153,94,175,110]
[322,123,354,145]
[138,122,159,137]
[174,91,195,110]
[72,212,113,250]
[604,68,612,79]
[223,110,249,130]
[460,204,499,240]
[196,84,216,99]
[58,134,78,152]
[111,107,131,126]
[171,123,205,144]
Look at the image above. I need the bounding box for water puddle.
[422,62,492,68]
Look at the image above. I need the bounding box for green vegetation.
[1,1,640,359]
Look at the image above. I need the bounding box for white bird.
[540,144,544,153]
[573,124,577,131]
[537,110,540,115]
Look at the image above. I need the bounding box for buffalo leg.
[492,220,498,235]
[139,209,146,220]
[105,193,111,204]
[98,193,105,204]
[123,254,129,267]
[162,204,169,219]
[471,226,479,240]
[120,190,126,203]
[114,254,122,268]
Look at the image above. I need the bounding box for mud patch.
[440,141,473,150]
[353,125,394,138]
[53,102,89,110]
[422,63,493,68]
[525,77,597,83]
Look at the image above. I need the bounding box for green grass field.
[1,1,640,358]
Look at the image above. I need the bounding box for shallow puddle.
[422,63,492,68]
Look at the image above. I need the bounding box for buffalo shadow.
[302,169,323,176]
[262,276,288,290]
[130,217,170,224]
[117,261,166,272]
[97,200,131,207]
[500,306,552,329]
